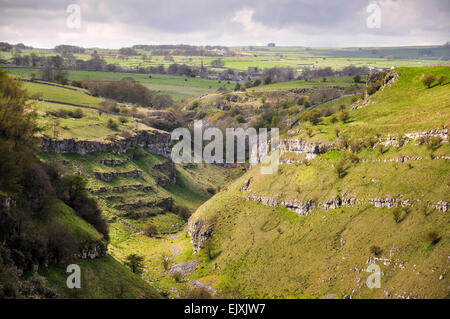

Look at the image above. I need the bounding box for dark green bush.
[107,119,119,130]
[124,254,145,274]
[424,230,441,244]
[300,109,321,125]
[370,245,382,256]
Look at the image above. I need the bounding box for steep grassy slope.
[2,67,244,298]
[0,69,163,299]
[288,66,450,142]
[183,76,364,137]
[40,149,242,219]
[3,44,447,73]
[36,200,104,243]
[187,66,450,299]
[32,201,162,298]
[40,255,161,298]
[40,148,242,297]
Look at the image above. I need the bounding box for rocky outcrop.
[246,195,316,216]
[78,243,108,260]
[280,129,448,163]
[405,128,449,143]
[433,201,449,212]
[322,196,357,210]
[188,218,213,254]
[41,128,172,158]
[154,160,177,188]
[283,199,316,216]
[369,197,411,208]
[361,155,450,164]
[280,139,331,160]
[351,71,397,110]
[243,187,449,214]
[379,128,449,147]
[114,197,174,211]
[376,156,422,163]
[99,159,128,166]
[364,70,398,97]
[94,170,142,182]
[90,184,153,194]
[166,259,200,276]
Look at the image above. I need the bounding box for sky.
[0,0,449,49]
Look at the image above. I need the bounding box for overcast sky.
[1,0,449,48]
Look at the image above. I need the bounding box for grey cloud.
[0,0,448,47]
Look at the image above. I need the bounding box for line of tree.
[132,44,230,56]
[0,42,33,52]
[83,77,173,109]
[54,44,85,54]
[299,65,370,80]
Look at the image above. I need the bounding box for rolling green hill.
[0,69,163,299]
[23,81,105,107]
[32,200,162,298]
[34,100,138,140]
[187,66,450,298]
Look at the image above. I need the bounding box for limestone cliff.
[280,138,332,160]
[188,217,214,254]
[41,128,172,158]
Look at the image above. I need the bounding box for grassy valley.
[187,66,450,298]
[1,43,448,300]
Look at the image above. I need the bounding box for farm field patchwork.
[2,66,237,101]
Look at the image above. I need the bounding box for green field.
[40,147,243,297]
[23,81,105,107]
[2,45,447,72]
[236,45,450,60]
[2,66,237,101]
[2,45,447,104]
[34,101,139,140]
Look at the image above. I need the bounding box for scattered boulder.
[166,259,200,277]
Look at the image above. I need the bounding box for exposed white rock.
[279,139,331,160]
[188,218,214,254]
